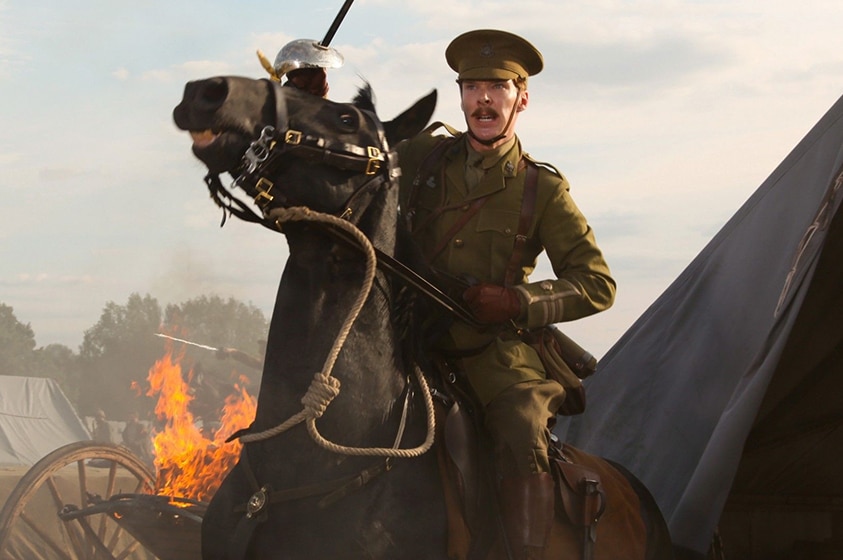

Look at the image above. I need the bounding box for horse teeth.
[190,130,219,148]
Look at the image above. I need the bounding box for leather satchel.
[521,325,596,415]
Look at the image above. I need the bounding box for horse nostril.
[197,78,229,111]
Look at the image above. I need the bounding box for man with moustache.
[396,29,615,559]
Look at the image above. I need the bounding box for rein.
[238,206,436,459]
[210,84,454,558]
[210,82,436,459]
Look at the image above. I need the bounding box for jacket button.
[540,280,553,292]
[453,239,464,248]
[461,204,470,211]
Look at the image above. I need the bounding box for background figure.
[215,345,263,370]
[91,409,113,443]
[122,411,154,468]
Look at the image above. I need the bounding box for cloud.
[0,150,21,166]
[4,0,843,357]
[38,165,87,182]
[545,36,726,91]
[132,61,236,84]
[5,273,96,286]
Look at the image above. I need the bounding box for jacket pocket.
[475,209,520,238]
[474,209,522,281]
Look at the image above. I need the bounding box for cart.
[0,441,206,560]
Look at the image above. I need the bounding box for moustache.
[471,108,499,119]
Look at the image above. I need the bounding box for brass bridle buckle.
[284,130,302,145]
[253,177,275,209]
[365,146,382,176]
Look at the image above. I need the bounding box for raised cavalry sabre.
[154,332,219,352]
[320,0,355,48]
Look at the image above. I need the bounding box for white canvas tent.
[557,93,843,559]
[0,376,91,466]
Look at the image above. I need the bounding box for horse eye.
[338,113,357,130]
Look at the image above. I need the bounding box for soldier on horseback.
[396,29,616,559]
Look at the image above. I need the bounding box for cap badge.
[480,43,494,58]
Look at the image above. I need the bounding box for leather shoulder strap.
[405,133,461,230]
[504,160,539,286]
[410,122,461,190]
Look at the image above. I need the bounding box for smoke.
[149,248,219,306]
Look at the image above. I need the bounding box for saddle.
[430,359,606,560]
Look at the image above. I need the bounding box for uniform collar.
[466,136,517,172]
[445,135,523,200]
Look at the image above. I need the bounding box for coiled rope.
[238,206,436,459]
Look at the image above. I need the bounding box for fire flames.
[145,348,256,503]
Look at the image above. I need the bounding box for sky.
[2,0,843,359]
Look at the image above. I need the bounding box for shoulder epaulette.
[412,128,460,189]
[523,152,564,179]
[421,120,463,139]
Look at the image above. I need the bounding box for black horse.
[173,77,673,559]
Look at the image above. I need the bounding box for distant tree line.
[0,294,269,423]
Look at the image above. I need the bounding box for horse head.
[173,77,436,224]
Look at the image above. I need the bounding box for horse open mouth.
[184,128,253,175]
[190,129,220,149]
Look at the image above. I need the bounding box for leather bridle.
[204,81,393,229]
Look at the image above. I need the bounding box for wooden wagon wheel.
[0,441,157,560]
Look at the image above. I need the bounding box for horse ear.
[383,90,437,146]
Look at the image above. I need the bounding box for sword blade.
[154,333,218,352]
[320,0,355,47]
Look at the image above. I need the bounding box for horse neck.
[254,186,407,442]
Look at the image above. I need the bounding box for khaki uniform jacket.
[396,128,615,403]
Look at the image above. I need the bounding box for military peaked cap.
[446,29,543,81]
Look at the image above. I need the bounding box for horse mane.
[352,81,377,113]
[350,80,441,369]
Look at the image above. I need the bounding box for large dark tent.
[557,93,843,559]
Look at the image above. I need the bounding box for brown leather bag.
[534,325,597,379]
[521,325,595,415]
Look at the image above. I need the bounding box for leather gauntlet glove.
[463,283,523,325]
